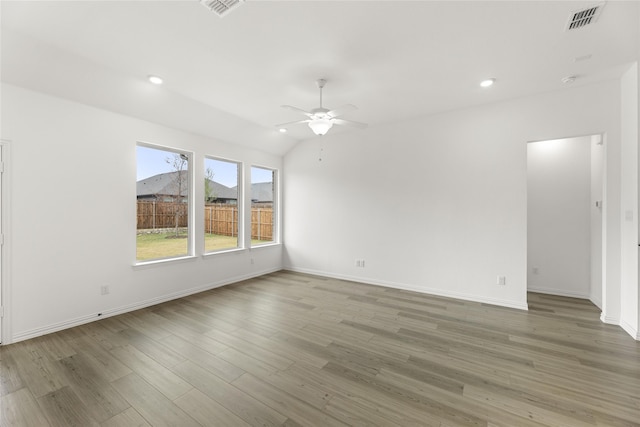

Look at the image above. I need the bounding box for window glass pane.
[251,166,275,245]
[204,157,240,252]
[136,144,190,262]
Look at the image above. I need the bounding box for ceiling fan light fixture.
[148,75,163,85]
[480,78,495,88]
[309,119,333,136]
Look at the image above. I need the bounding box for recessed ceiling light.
[573,54,592,63]
[480,78,495,88]
[148,75,163,85]
[561,75,577,84]
[279,128,287,133]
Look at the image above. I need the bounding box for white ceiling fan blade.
[327,104,357,118]
[281,105,313,118]
[275,119,310,128]
[333,118,368,129]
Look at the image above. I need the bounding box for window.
[251,166,276,245]
[204,157,241,253]
[136,143,192,262]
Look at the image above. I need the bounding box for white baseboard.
[10,267,282,344]
[600,312,620,325]
[620,320,640,341]
[527,286,590,300]
[600,314,638,341]
[285,266,528,311]
[589,295,603,310]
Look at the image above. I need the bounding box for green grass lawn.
[136,232,272,261]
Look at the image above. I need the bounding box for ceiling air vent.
[200,0,245,17]
[565,3,605,31]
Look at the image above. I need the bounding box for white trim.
[589,296,602,310]
[133,255,198,269]
[620,319,640,341]
[9,267,282,344]
[250,164,279,245]
[135,141,195,263]
[202,247,246,258]
[0,140,11,344]
[250,242,281,250]
[527,286,590,300]
[600,312,619,324]
[203,154,243,254]
[285,267,529,311]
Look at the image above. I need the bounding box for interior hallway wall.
[527,136,593,299]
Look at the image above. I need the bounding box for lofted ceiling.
[1,0,639,156]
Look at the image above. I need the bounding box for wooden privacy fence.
[251,207,274,242]
[137,201,273,240]
[137,200,188,229]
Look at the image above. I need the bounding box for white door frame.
[525,133,606,307]
[0,139,11,344]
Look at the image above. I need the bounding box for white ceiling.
[2,1,639,155]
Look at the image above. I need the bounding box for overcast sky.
[136,145,273,187]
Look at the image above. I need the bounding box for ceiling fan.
[276,79,368,136]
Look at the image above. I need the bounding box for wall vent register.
[200,0,244,17]
[565,3,605,31]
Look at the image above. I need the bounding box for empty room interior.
[1,1,640,426]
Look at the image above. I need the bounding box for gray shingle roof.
[137,171,236,200]
[249,182,273,203]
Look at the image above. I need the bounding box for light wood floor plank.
[1,270,638,426]
[109,344,192,401]
[173,388,251,427]
[58,353,131,423]
[6,341,69,398]
[1,387,51,427]
[232,373,348,427]
[100,407,151,427]
[37,386,101,427]
[172,360,288,426]
[110,373,199,427]
[160,334,244,382]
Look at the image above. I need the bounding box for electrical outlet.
[532,267,539,275]
[497,276,506,286]
[100,285,110,295]
[355,259,366,268]
[250,258,254,265]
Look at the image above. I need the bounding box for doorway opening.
[527,134,603,308]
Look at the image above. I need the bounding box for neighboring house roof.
[249,182,273,203]
[206,179,237,200]
[137,171,236,199]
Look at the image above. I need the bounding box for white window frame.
[203,155,243,255]
[250,165,278,247]
[135,141,194,265]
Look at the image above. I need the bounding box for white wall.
[620,62,639,339]
[527,136,592,299]
[1,83,283,343]
[284,80,621,315]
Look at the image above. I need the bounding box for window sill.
[202,248,245,258]
[133,255,198,269]
[250,242,281,249]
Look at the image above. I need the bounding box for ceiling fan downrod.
[317,79,326,109]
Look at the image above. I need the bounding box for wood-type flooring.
[1,270,639,426]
